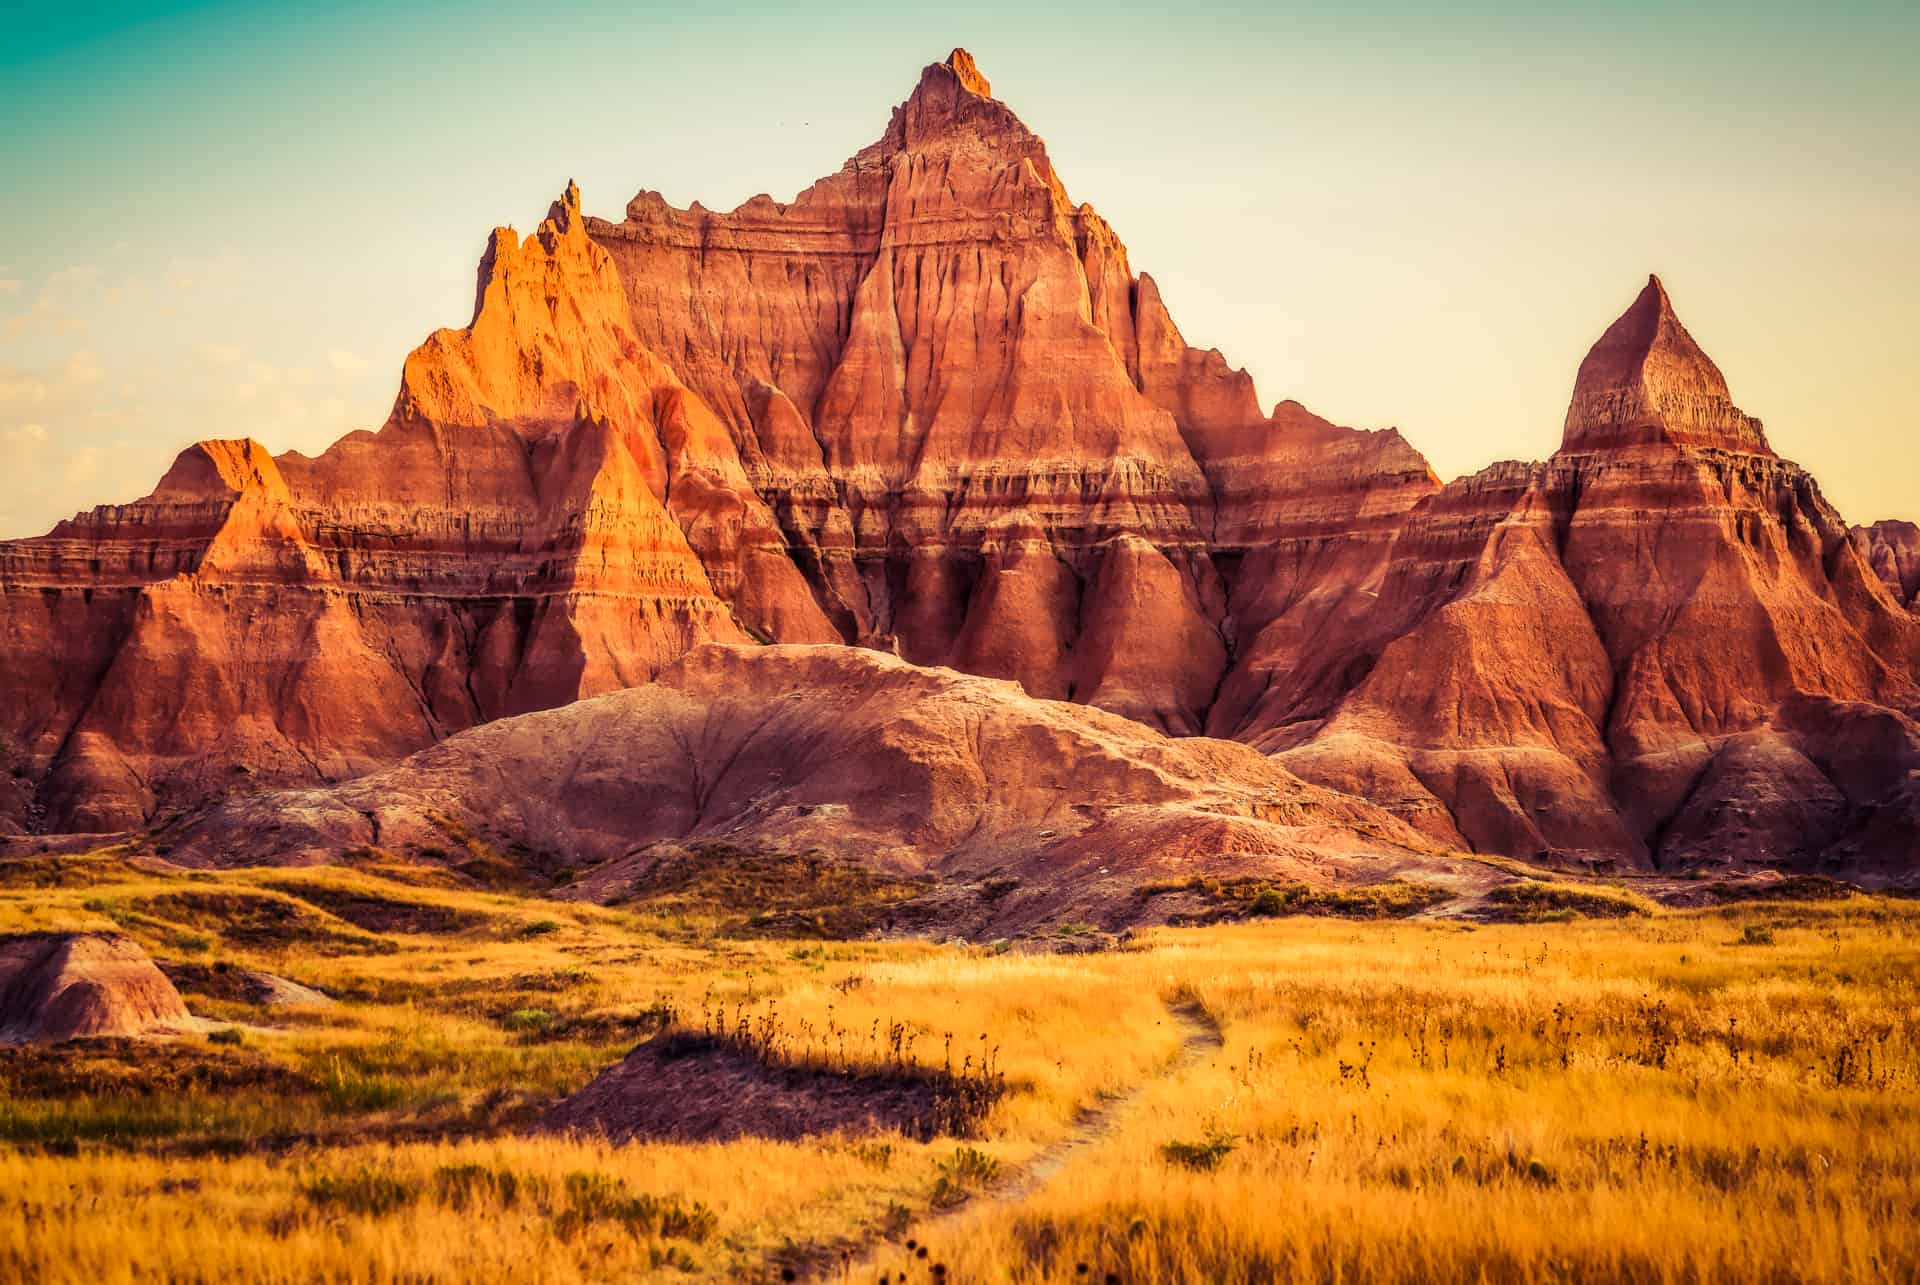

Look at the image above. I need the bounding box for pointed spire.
[1559,275,1772,455]
[943,48,992,97]
[546,178,582,235]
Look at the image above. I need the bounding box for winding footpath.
[796,1000,1225,1282]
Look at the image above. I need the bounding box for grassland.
[0,850,1915,1282]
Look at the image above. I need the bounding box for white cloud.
[287,367,315,387]
[63,350,104,386]
[327,349,367,378]
[198,342,244,367]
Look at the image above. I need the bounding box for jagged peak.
[942,48,992,97]
[1560,274,1772,456]
[546,178,582,234]
[864,47,1041,162]
[149,439,289,503]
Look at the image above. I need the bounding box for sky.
[2,0,1916,537]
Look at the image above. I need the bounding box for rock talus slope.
[162,644,1475,934]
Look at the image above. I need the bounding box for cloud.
[0,279,19,294]
[4,423,47,444]
[44,265,101,294]
[0,372,49,404]
[64,445,102,487]
[63,350,105,386]
[198,342,244,367]
[327,349,367,378]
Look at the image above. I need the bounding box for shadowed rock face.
[0,51,1913,878]
[1860,521,1920,609]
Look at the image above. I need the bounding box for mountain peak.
[1559,275,1772,456]
[866,47,1035,162]
[546,179,582,235]
[943,47,992,97]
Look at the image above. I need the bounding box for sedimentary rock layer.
[0,52,1913,878]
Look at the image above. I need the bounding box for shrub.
[434,1163,533,1210]
[303,1167,417,1217]
[941,1146,1001,1185]
[1162,1131,1239,1171]
[1483,880,1652,921]
[502,1007,555,1033]
[552,1172,715,1243]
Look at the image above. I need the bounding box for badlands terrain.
[0,47,1916,1285]
[0,50,1913,891]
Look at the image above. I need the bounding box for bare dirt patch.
[544,1033,988,1144]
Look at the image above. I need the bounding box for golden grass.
[0,857,1915,1282]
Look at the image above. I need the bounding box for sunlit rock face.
[0,53,1913,879]
[0,50,1436,829]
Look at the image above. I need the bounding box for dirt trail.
[796,999,1224,1282]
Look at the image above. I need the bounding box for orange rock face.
[0,53,1913,879]
[0,49,1433,829]
[1254,279,1920,873]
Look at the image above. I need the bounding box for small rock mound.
[0,933,191,1042]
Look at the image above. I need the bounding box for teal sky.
[2,0,1916,536]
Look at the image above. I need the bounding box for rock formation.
[0,50,1437,833]
[0,52,1912,879]
[1253,278,1920,874]
[159,644,1476,935]
[0,932,191,1042]
[1860,520,1920,609]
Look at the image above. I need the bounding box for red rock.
[0,52,1911,882]
[161,644,1481,935]
[1858,520,1920,609]
[1264,281,1920,872]
[1560,274,1772,455]
[0,932,191,1042]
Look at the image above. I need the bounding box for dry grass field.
[0,849,1915,1283]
